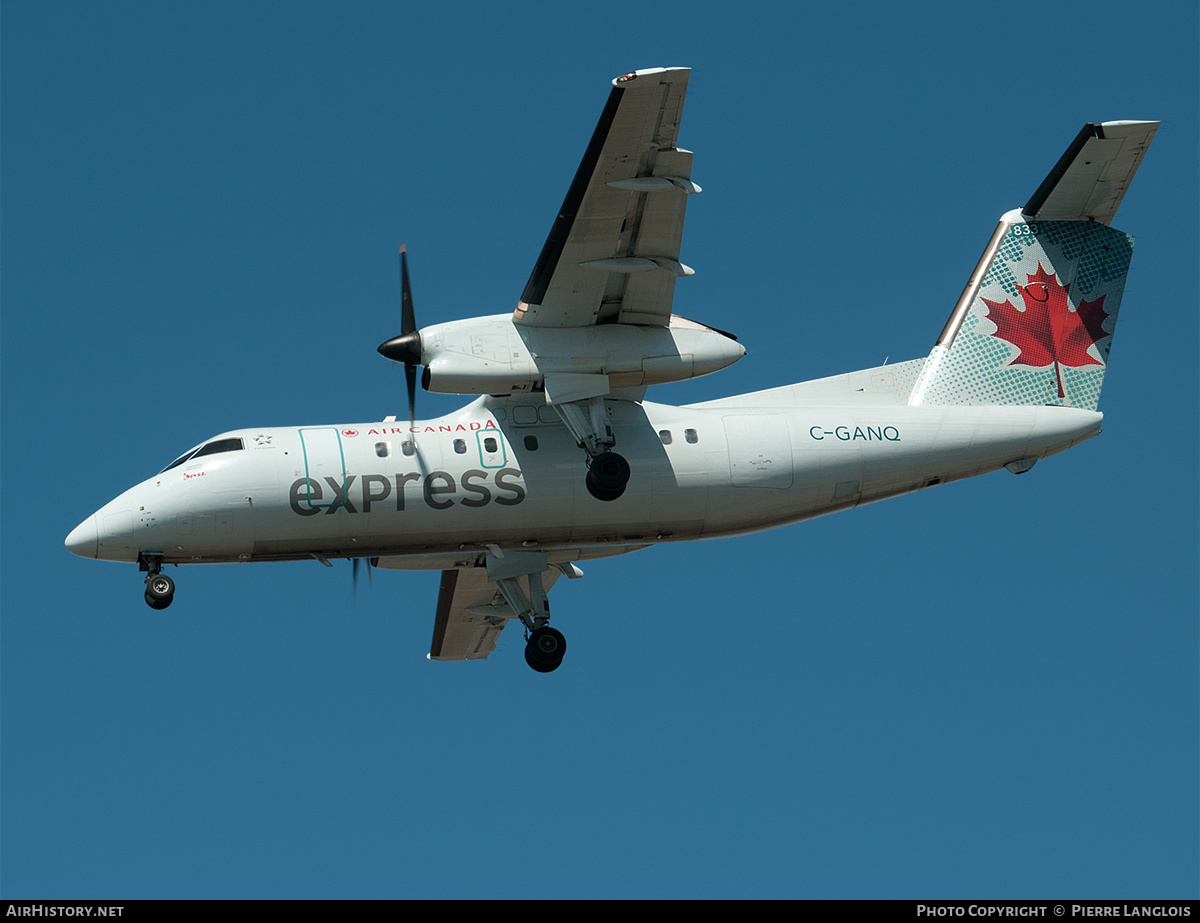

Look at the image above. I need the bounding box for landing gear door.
[298,427,348,511]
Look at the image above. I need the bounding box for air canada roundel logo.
[342,429,358,437]
[981,263,1109,399]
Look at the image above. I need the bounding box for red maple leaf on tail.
[981,264,1109,398]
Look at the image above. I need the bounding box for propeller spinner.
[377,246,423,425]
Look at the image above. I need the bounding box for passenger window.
[658,430,673,445]
[524,435,538,451]
[484,437,498,453]
[685,428,698,444]
[453,439,467,454]
[375,442,390,458]
[401,440,416,456]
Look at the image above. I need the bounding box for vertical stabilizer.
[909,121,1156,411]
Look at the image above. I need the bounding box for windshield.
[159,437,244,473]
[160,445,202,473]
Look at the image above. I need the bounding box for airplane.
[64,67,1158,673]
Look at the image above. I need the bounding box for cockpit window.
[160,437,244,473]
[192,437,245,458]
[160,447,201,473]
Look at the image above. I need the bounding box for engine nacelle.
[419,314,745,396]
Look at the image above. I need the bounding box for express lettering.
[288,468,525,516]
[809,425,900,442]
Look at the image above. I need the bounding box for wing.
[515,67,699,329]
[428,566,561,661]
[1023,120,1159,225]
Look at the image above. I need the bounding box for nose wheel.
[145,572,175,609]
[141,558,176,610]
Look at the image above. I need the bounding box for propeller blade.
[405,362,417,428]
[400,245,415,335]
[376,245,423,427]
[351,557,375,605]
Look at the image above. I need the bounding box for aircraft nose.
[65,515,99,559]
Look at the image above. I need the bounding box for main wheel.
[586,451,630,501]
[524,647,560,672]
[145,591,173,610]
[526,625,566,671]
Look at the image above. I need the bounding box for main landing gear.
[486,550,569,672]
[140,554,175,610]
[552,396,631,502]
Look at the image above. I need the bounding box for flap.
[428,566,561,662]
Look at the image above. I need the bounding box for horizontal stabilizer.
[1023,121,1158,225]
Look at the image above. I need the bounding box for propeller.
[351,556,374,603]
[377,245,423,426]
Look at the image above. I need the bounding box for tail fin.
[909,120,1157,411]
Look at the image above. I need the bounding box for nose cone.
[65,515,99,559]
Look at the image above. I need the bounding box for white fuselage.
[67,394,1102,568]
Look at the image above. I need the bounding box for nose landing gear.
[140,555,175,610]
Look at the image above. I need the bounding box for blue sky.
[3,1,1196,899]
